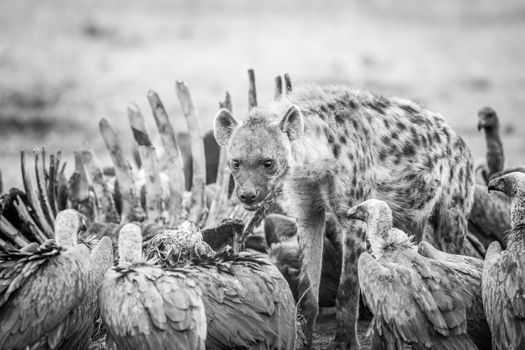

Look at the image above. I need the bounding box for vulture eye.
[231,160,240,169]
[263,160,274,168]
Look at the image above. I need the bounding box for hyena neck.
[290,135,336,177]
[288,117,335,178]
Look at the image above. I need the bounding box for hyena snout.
[238,188,260,206]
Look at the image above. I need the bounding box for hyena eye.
[263,160,274,168]
[231,160,240,169]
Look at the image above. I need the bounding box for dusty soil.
[1,0,524,347]
[313,312,373,349]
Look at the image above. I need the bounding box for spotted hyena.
[214,85,474,349]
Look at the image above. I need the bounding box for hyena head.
[214,105,304,210]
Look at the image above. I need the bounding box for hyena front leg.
[329,219,365,350]
[293,183,326,349]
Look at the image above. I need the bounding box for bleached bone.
[176,81,207,225]
[79,144,120,223]
[128,103,166,224]
[147,90,185,223]
[99,118,144,223]
[248,68,257,110]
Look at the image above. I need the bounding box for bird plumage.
[144,220,297,349]
[0,240,90,349]
[418,241,491,350]
[483,172,525,350]
[476,106,504,185]
[0,209,113,350]
[49,236,113,350]
[351,199,480,350]
[173,250,297,350]
[100,223,207,350]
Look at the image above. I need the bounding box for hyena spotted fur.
[214,85,475,349]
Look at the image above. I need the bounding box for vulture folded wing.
[0,242,61,306]
[184,254,295,350]
[189,265,274,349]
[484,243,525,348]
[47,237,114,349]
[358,252,435,346]
[154,270,207,350]
[359,252,477,349]
[482,241,507,347]
[0,244,90,349]
[502,249,525,319]
[412,255,472,336]
[100,265,206,350]
[229,255,296,347]
[418,241,490,350]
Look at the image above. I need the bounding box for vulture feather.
[0,210,93,349]
[99,223,207,350]
[483,172,525,349]
[350,199,480,350]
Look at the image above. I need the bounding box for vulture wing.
[418,241,490,350]
[483,240,525,349]
[358,252,478,350]
[183,253,296,350]
[47,237,114,350]
[0,243,90,349]
[100,264,206,350]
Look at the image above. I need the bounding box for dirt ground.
[1,0,524,348]
[313,312,373,349]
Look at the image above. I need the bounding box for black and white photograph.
[0,0,524,349]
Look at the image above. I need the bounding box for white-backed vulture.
[483,172,525,349]
[0,210,94,349]
[476,106,504,184]
[349,199,479,350]
[99,223,207,350]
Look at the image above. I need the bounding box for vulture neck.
[510,196,525,230]
[118,225,143,265]
[90,238,114,281]
[119,244,142,265]
[484,126,504,175]
[366,209,393,258]
[55,230,77,249]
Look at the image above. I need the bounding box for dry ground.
[1,0,525,348]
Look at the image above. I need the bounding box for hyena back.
[214,85,474,349]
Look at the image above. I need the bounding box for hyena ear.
[214,109,239,147]
[279,105,304,141]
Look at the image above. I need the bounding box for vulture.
[173,251,297,350]
[418,241,491,350]
[476,106,504,184]
[45,210,114,350]
[350,199,480,350]
[0,209,111,350]
[99,223,207,350]
[145,221,297,349]
[483,172,525,349]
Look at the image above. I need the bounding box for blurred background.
[1,0,524,189]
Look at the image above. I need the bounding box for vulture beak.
[477,122,483,131]
[487,177,505,193]
[347,206,362,221]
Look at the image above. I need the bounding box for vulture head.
[488,171,525,228]
[118,223,143,265]
[54,209,87,249]
[477,106,499,131]
[348,199,413,257]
